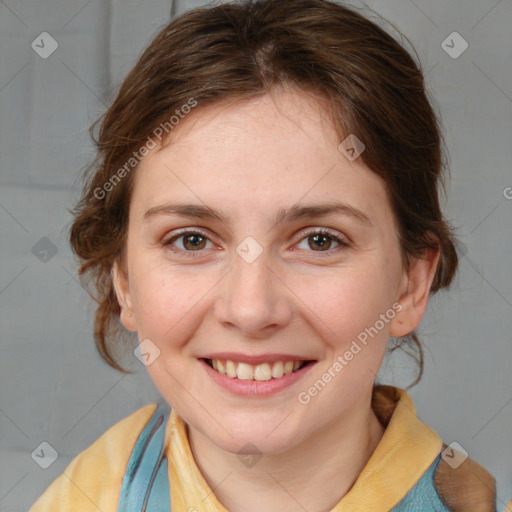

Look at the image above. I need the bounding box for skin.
[113,86,440,512]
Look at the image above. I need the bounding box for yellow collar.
[166,385,442,512]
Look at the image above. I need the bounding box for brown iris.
[182,233,207,250]
[308,233,332,251]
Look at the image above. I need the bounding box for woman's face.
[114,89,424,455]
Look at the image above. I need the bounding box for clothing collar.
[165,385,442,512]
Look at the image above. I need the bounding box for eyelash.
[162,228,350,258]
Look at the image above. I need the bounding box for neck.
[187,389,385,512]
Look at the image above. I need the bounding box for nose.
[214,250,293,338]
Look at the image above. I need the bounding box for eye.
[162,227,350,258]
[295,228,350,253]
[162,229,215,256]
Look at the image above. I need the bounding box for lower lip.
[199,359,316,396]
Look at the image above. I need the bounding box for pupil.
[185,234,204,249]
[310,234,330,250]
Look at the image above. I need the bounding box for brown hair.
[69,0,458,384]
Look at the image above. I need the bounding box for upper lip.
[199,352,316,365]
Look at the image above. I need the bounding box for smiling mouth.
[201,358,315,381]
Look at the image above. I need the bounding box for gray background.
[1,0,511,510]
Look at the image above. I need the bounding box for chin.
[202,418,306,456]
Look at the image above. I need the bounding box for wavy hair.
[69,0,458,385]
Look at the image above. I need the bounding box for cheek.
[129,261,220,346]
[129,264,189,336]
[301,264,398,345]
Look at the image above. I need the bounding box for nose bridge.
[216,244,291,335]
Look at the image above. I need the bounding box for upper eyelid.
[163,227,213,242]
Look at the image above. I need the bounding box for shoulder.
[371,385,497,512]
[434,443,496,512]
[30,403,159,512]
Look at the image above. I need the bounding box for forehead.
[130,89,392,226]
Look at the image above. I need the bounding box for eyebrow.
[143,200,372,226]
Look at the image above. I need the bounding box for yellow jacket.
[30,385,496,511]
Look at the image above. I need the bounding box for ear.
[111,259,137,332]
[390,235,441,337]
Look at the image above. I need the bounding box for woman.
[31,0,497,510]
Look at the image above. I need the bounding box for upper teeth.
[209,359,304,381]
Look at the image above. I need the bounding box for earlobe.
[390,240,441,338]
[111,260,137,332]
